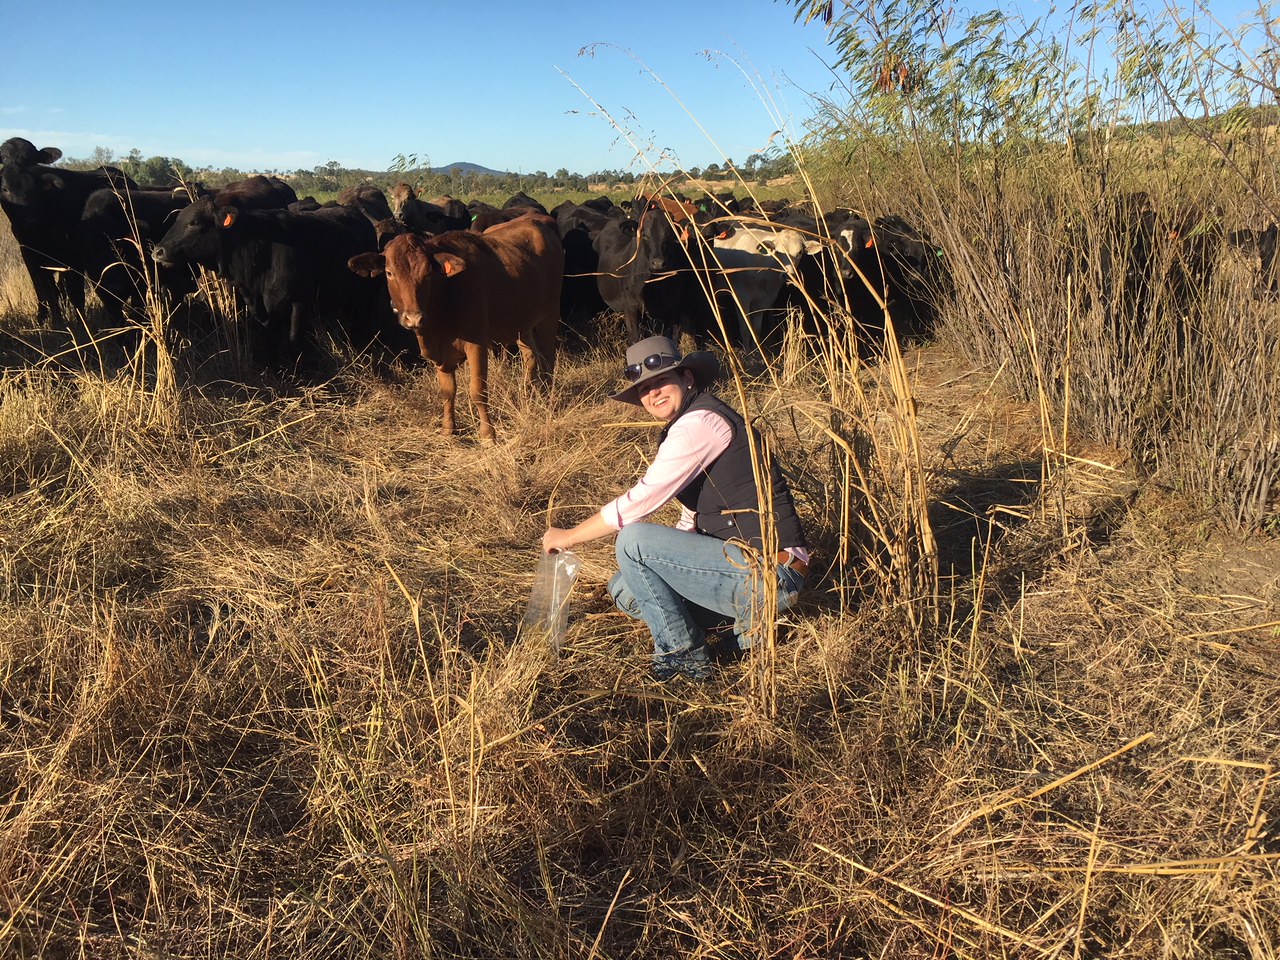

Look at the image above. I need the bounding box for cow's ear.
[435,253,467,277]
[40,172,65,192]
[219,206,240,229]
[348,252,386,278]
[38,146,62,164]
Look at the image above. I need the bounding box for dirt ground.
[902,340,1280,621]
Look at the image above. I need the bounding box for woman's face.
[639,369,693,422]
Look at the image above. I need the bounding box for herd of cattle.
[0,137,948,362]
[4,135,1278,435]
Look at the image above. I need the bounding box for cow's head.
[349,234,467,331]
[388,182,416,217]
[649,209,695,275]
[152,197,222,267]
[0,139,67,207]
[0,137,60,170]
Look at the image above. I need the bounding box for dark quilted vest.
[662,391,808,552]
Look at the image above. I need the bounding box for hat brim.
[609,350,721,405]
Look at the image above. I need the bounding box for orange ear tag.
[222,213,235,227]
[865,239,875,248]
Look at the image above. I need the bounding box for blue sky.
[3,1,1270,177]
[1,0,844,176]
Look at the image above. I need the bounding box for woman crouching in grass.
[541,336,810,680]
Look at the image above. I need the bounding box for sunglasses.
[624,353,681,382]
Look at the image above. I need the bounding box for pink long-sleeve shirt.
[601,408,809,562]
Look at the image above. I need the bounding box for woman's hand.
[542,512,613,554]
[542,514,611,552]
[542,527,575,555]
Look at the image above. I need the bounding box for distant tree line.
[56,145,798,196]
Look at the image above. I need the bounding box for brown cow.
[349,213,563,442]
[388,182,416,217]
[635,194,698,225]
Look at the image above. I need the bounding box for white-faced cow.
[348,212,562,442]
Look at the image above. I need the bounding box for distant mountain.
[431,161,511,177]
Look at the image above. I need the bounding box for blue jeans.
[608,522,807,679]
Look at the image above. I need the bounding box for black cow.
[213,174,297,210]
[1082,194,1224,352]
[1253,222,1279,297]
[593,201,711,344]
[552,200,622,344]
[151,198,388,364]
[502,191,548,214]
[756,198,792,216]
[865,214,951,343]
[396,195,470,236]
[0,137,138,326]
[579,195,617,215]
[802,211,948,356]
[338,183,395,223]
[289,187,407,253]
[430,195,470,221]
[76,186,198,329]
[682,231,800,352]
[469,203,539,233]
[371,217,412,251]
[829,212,880,336]
[693,191,740,216]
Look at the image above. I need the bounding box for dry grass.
[798,123,1280,535]
[0,216,36,320]
[2,123,1279,958]
[0,234,1275,959]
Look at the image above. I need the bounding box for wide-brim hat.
[609,335,721,405]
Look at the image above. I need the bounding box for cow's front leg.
[288,302,308,345]
[434,361,458,436]
[464,341,494,443]
[624,306,642,342]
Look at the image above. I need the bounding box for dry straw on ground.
[0,186,1277,960]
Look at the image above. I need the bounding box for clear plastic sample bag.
[518,550,581,654]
